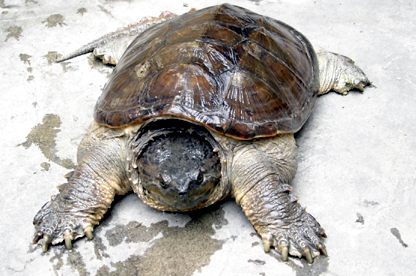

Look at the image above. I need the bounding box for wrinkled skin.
[33,4,371,264]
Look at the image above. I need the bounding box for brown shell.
[94,4,319,140]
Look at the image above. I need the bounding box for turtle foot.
[32,195,95,252]
[317,51,372,95]
[258,210,327,264]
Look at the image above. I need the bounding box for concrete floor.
[1,0,415,275]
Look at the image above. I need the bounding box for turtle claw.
[64,231,73,250]
[85,226,94,240]
[262,236,272,253]
[33,232,43,244]
[318,244,328,257]
[280,245,289,262]
[303,247,313,264]
[41,235,52,253]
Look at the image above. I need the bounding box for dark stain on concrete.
[105,220,165,246]
[25,0,38,4]
[19,114,75,169]
[44,51,61,64]
[77,7,87,15]
[98,5,115,18]
[93,235,110,260]
[19,53,31,65]
[0,0,20,8]
[43,14,66,28]
[44,51,75,71]
[67,250,89,276]
[50,248,64,272]
[248,259,266,265]
[40,162,50,171]
[363,200,379,207]
[249,0,262,5]
[355,213,364,224]
[390,228,408,248]
[60,61,76,72]
[5,25,23,41]
[284,253,329,276]
[98,206,227,276]
[19,53,34,80]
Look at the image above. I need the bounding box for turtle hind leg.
[317,50,372,95]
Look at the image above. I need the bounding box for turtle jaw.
[140,178,217,211]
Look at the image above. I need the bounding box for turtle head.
[132,120,222,211]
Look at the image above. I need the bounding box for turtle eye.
[196,171,204,184]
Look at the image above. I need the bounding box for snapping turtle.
[33,4,370,263]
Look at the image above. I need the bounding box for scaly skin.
[33,123,131,251]
[317,51,371,95]
[226,134,327,263]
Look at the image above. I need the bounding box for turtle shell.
[94,4,319,140]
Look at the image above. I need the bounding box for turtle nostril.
[178,190,187,196]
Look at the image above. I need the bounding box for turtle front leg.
[317,50,371,95]
[230,134,327,263]
[33,123,131,252]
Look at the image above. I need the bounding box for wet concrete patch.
[66,250,88,275]
[60,61,76,72]
[43,14,66,27]
[105,221,166,246]
[287,255,329,276]
[355,213,364,224]
[363,200,379,207]
[248,259,266,265]
[77,7,87,15]
[98,5,115,18]
[40,162,50,171]
[97,207,227,276]
[19,114,75,169]
[44,51,61,64]
[390,228,408,248]
[19,53,34,81]
[5,25,23,41]
[93,235,110,260]
[19,53,31,65]
[249,0,262,5]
